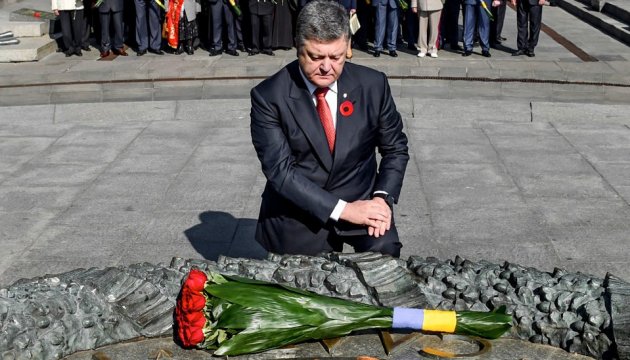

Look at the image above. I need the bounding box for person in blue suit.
[134,0,163,55]
[372,0,399,57]
[208,0,241,56]
[462,0,491,57]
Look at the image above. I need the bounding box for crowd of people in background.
[50,0,547,59]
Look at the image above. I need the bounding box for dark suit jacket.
[250,60,409,254]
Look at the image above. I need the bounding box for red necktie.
[314,87,335,153]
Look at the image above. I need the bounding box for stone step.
[0,34,55,62]
[558,0,630,46]
[0,20,48,37]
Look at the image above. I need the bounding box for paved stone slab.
[2,163,105,187]
[410,99,532,127]
[396,153,433,258]
[175,99,251,123]
[419,163,523,210]
[0,186,81,211]
[53,101,177,123]
[533,101,630,125]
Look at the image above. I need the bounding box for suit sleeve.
[250,86,340,224]
[374,72,409,202]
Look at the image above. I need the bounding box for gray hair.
[295,0,350,50]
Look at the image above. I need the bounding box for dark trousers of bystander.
[516,0,542,52]
[441,0,461,48]
[58,9,85,54]
[490,0,506,45]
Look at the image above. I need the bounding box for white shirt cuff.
[329,199,347,221]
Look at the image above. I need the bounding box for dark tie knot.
[314,87,329,98]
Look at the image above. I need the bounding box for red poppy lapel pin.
[339,93,354,116]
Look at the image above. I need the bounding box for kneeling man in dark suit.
[250,0,409,257]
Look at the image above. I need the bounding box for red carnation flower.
[179,288,206,313]
[340,100,354,116]
[184,269,208,293]
[177,316,205,347]
[175,302,207,347]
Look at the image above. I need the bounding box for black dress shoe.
[74,49,83,56]
[148,48,164,55]
[450,44,463,51]
[388,50,398,57]
[225,49,239,56]
[498,36,507,41]
[261,50,275,56]
[64,51,73,57]
[526,50,535,57]
[512,49,526,56]
[185,46,194,55]
[208,49,223,56]
[248,50,259,56]
[482,50,491,57]
[137,49,147,56]
[237,44,246,52]
[373,50,380,57]
[462,50,472,56]
[81,46,91,51]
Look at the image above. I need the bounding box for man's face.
[298,37,348,88]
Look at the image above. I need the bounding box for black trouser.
[516,0,542,51]
[442,0,461,47]
[99,10,124,51]
[59,9,85,53]
[250,13,272,52]
[330,224,402,258]
[490,0,506,43]
[81,1,93,47]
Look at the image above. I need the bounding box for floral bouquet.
[175,269,512,356]
[228,0,242,17]
[480,0,495,20]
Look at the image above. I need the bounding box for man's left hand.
[368,197,391,238]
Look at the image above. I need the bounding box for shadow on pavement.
[184,210,267,261]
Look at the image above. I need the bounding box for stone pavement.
[0,0,630,288]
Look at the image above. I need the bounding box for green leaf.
[455,310,512,339]
[214,326,315,355]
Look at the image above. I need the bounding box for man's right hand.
[339,199,392,237]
